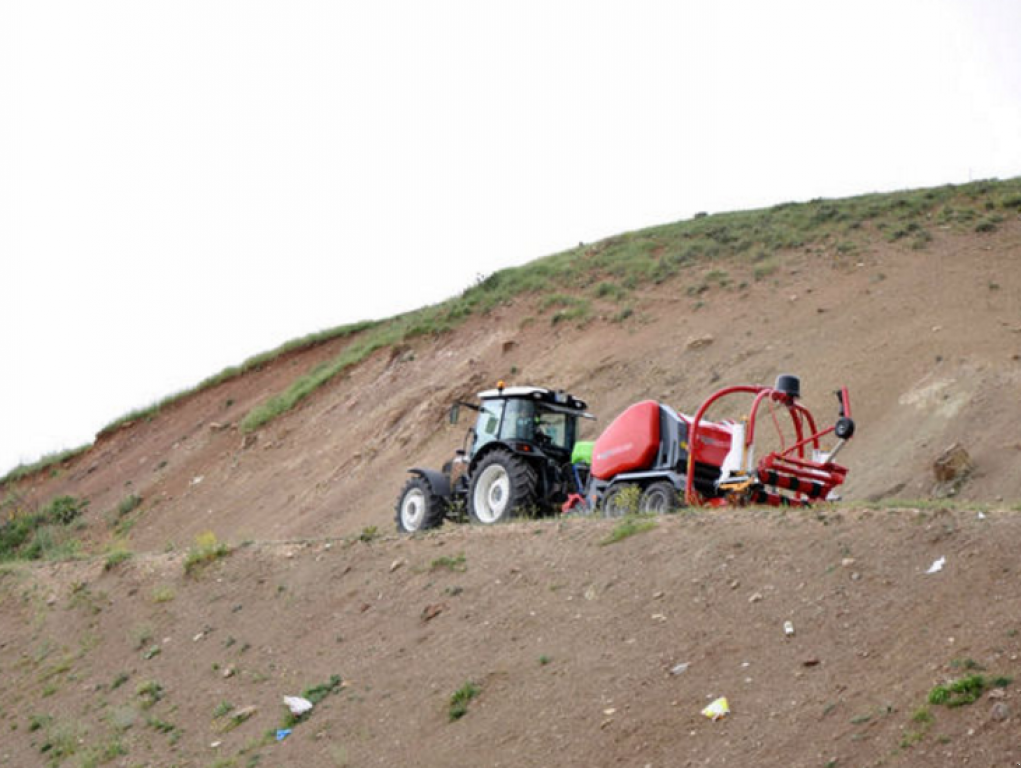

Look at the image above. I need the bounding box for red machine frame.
[685,381,853,507]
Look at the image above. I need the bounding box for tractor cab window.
[473,400,504,455]
[535,409,573,452]
[500,398,537,442]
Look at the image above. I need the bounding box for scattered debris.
[749,592,764,603]
[389,558,405,573]
[283,696,314,717]
[231,705,257,724]
[421,603,446,622]
[275,729,292,741]
[190,475,205,486]
[926,556,946,574]
[802,658,821,667]
[670,662,691,676]
[783,621,795,637]
[702,697,730,721]
[686,335,715,351]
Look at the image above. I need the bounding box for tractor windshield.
[500,399,575,453]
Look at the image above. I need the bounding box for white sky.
[2,0,1020,475]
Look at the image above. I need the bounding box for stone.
[932,443,974,497]
[422,603,446,622]
[990,702,1010,722]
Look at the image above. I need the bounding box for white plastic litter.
[670,662,690,676]
[283,696,314,716]
[926,556,946,574]
[702,697,730,721]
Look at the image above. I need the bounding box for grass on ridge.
[5,177,1020,479]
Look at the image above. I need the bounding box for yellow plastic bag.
[701,697,730,720]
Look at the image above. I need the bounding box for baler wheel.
[601,484,640,518]
[638,481,681,514]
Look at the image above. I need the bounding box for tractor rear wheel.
[638,481,681,514]
[468,449,538,524]
[395,476,446,533]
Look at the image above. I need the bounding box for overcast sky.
[2,0,1020,476]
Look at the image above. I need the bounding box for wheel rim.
[473,464,510,523]
[643,490,668,514]
[603,491,627,519]
[401,488,426,530]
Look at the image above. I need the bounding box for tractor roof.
[476,385,592,416]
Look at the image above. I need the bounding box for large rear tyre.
[395,476,446,533]
[468,449,538,524]
[638,481,681,514]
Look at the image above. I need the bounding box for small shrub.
[136,680,164,709]
[448,681,481,721]
[115,494,142,520]
[111,672,129,690]
[358,526,380,543]
[104,546,132,571]
[183,531,231,576]
[430,553,467,572]
[928,674,986,707]
[152,585,175,603]
[303,674,343,705]
[0,495,89,561]
[213,701,235,719]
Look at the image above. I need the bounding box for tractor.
[395,383,594,532]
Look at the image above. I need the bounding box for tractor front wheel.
[468,450,538,524]
[395,476,446,533]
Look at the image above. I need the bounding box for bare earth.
[2,217,1020,767]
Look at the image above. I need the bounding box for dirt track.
[2,507,1019,767]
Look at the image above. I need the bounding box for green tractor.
[395,383,594,532]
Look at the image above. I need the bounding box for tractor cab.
[464,385,591,462]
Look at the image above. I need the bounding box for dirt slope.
[6,217,1021,549]
[2,189,1021,767]
[2,508,1019,767]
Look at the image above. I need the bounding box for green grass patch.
[601,515,658,545]
[103,545,132,571]
[0,495,89,562]
[136,680,164,709]
[183,531,231,576]
[448,681,481,721]
[928,674,995,707]
[430,552,467,572]
[0,445,92,487]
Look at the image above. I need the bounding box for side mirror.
[449,403,460,425]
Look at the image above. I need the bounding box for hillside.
[2,179,1020,766]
